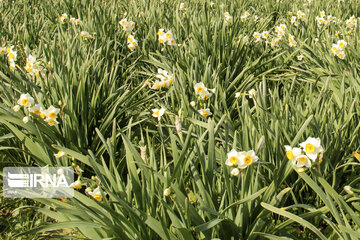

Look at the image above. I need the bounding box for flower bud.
[13,105,21,112]
[22,116,29,124]
[164,188,171,197]
[344,186,354,195]
[231,168,240,176]
[57,168,64,175]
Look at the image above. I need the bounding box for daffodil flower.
[225,149,240,166]
[44,106,60,119]
[198,108,212,118]
[88,187,105,201]
[238,150,259,169]
[152,108,165,120]
[294,154,311,168]
[29,104,42,115]
[70,179,85,190]
[194,82,207,95]
[17,93,34,107]
[45,117,59,126]
[54,151,65,159]
[299,137,323,161]
[60,13,68,23]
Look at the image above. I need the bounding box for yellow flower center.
[244,155,253,165]
[305,143,315,153]
[40,113,46,119]
[48,119,55,125]
[159,39,164,44]
[286,150,294,160]
[74,183,82,189]
[202,95,208,100]
[165,33,171,38]
[202,112,209,117]
[49,112,57,118]
[298,157,308,163]
[197,87,203,93]
[35,72,40,78]
[154,110,159,116]
[229,156,238,164]
[58,151,62,155]
[33,109,40,115]
[93,194,102,202]
[21,99,29,106]
[8,53,14,59]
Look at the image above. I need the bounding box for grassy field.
[1,0,360,239]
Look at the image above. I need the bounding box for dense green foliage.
[1,0,360,239]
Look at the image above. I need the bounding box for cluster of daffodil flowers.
[192,82,215,118]
[345,16,358,29]
[240,11,250,22]
[119,19,138,51]
[60,13,83,26]
[331,39,347,59]
[315,11,338,27]
[59,13,93,40]
[288,34,297,47]
[224,12,233,25]
[236,34,249,46]
[60,13,82,25]
[151,68,174,90]
[80,31,95,40]
[14,93,60,126]
[225,149,259,176]
[70,17,82,25]
[59,13,68,23]
[253,31,269,44]
[119,18,135,32]
[70,163,106,202]
[290,10,306,26]
[1,45,17,71]
[127,35,138,51]
[157,29,176,46]
[25,54,45,78]
[269,24,287,47]
[284,137,324,169]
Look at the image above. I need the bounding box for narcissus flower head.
[88,187,105,201]
[198,108,212,118]
[238,150,259,169]
[225,149,240,166]
[152,108,165,120]
[299,137,323,161]
[17,93,34,107]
